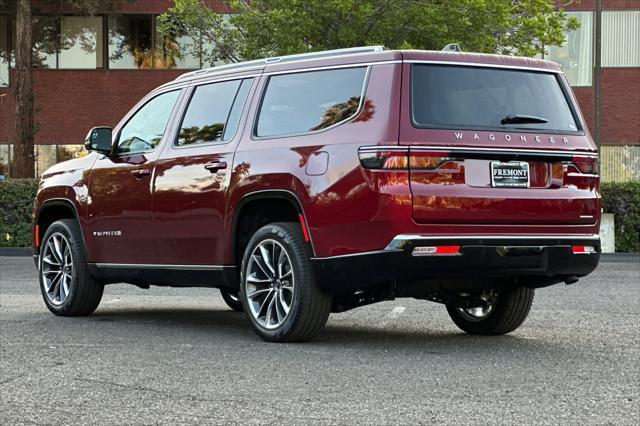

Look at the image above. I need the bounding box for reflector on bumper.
[412,245,461,256]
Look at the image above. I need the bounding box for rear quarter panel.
[229,62,407,258]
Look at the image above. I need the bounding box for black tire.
[220,288,243,312]
[446,287,534,335]
[240,222,332,342]
[39,219,104,316]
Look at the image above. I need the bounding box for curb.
[601,253,640,263]
[0,247,33,257]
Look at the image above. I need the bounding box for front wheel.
[240,222,332,342]
[39,219,104,316]
[446,287,534,335]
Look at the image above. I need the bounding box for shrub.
[601,181,640,253]
[0,178,38,247]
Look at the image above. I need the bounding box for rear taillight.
[408,150,451,170]
[358,147,455,170]
[568,155,599,175]
[358,148,408,169]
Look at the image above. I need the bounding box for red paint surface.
[34,51,602,264]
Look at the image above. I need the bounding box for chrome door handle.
[131,169,150,178]
[204,161,227,173]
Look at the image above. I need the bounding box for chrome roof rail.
[175,46,385,81]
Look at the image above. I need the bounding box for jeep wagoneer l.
[33,47,600,342]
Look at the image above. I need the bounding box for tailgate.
[401,62,599,226]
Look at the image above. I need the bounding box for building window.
[59,16,104,69]
[33,16,57,68]
[108,15,153,69]
[154,16,199,69]
[31,15,104,69]
[0,16,10,87]
[545,11,593,87]
[602,11,640,67]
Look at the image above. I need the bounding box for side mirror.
[84,127,113,154]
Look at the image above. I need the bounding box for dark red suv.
[33,47,600,342]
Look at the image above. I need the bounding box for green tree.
[159,0,579,63]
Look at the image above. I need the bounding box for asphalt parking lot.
[1,256,638,425]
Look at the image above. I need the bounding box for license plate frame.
[490,161,530,188]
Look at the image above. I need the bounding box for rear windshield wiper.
[501,114,548,125]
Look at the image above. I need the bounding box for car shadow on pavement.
[88,307,568,357]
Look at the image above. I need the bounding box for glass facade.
[544,11,593,87]
[108,15,153,69]
[32,16,57,68]
[602,11,640,67]
[1,13,228,76]
[59,16,104,68]
[0,16,9,87]
[154,16,200,69]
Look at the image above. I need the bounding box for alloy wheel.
[245,239,295,330]
[456,293,497,322]
[41,232,74,306]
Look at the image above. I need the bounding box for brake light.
[358,147,454,170]
[409,150,451,170]
[358,149,408,169]
[412,245,461,256]
[571,155,599,175]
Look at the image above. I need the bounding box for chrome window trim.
[252,65,372,140]
[405,59,562,73]
[358,145,599,158]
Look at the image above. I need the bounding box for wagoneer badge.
[454,132,569,144]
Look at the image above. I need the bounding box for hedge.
[1,178,639,251]
[601,181,640,253]
[0,178,39,247]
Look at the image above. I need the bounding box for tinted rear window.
[256,67,367,138]
[411,65,579,133]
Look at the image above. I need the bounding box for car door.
[86,89,182,264]
[152,78,254,265]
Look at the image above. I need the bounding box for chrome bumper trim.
[385,234,600,251]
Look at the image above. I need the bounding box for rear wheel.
[240,222,332,342]
[39,219,104,316]
[220,289,243,312]
[446,287,534,335]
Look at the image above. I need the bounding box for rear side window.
[411,65,580,133]
[256,67,367,138]
[177,78,252,146]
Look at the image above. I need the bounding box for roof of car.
[166,47,562,88]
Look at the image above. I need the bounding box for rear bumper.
[311,234,600,293]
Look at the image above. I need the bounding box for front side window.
[411,65,579,133]
[177,78,252,146]
[118,90,180,154]
[256,67,367,138]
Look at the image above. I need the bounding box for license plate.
[490,161,530,188]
